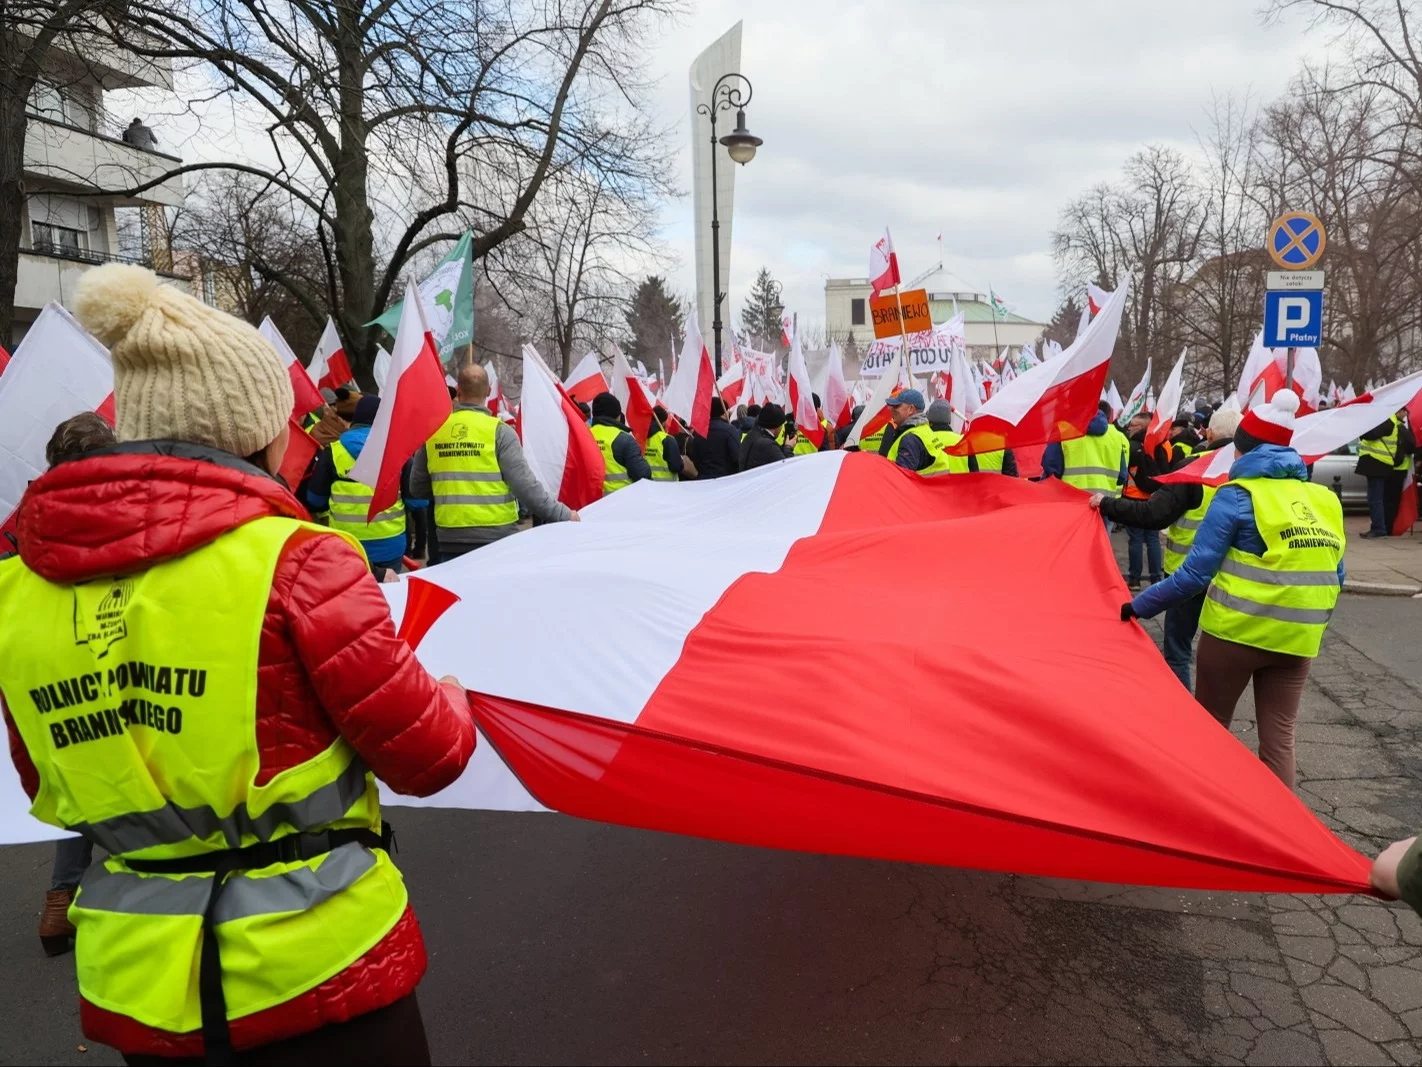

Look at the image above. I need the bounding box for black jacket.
[1356,418,1415,478]
[740,426,791,471]
[689,417,741,479]
[592,417,653,481]
[1100,440,1224,529]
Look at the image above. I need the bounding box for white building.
[13,31,186,346]
[825,271,1046,360]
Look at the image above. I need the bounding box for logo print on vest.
[451,421,469,440]
[73,578,135,658]
[1292,501,1319,525]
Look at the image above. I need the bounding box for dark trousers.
[434,541,480,564]
[122,993,430,1066]
[406,508,430,561]
[1127,525,1163,582]
[52,836,94,890]
[1161,590,1206,690]
[1194,633,1310,789]
[1367,475,1388,534]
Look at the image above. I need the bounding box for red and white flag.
[349,278,450,522]
[868,228,901,297]
[611,345,657,448]
[333,452,1375,898]
[0,344,10,377]
[1145,349,1188,454]
[717,360,746,411]
[950,277,1131,457]
[309,317,355,392]
[0,303,114,539]
[780,313,794,351]
[1086,282,1111,318]
[663,311,714,437]
[823,342,852,431]
[846,345,906,448]
[520,345,604,510]
[786,330,824,448]
[564,351,609,405]
[260,317,325,418]
[486,360,514,421]
[1245,346,1323,415]
[948,343,980,432]
[1162,369,1422,488]
[276,414,320,490]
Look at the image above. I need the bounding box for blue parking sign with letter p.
[1263,290,1323,347]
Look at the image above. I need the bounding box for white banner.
[857,315,966,379]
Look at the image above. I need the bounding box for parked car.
[1310,440,1368,512]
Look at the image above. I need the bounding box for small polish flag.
[1145,349,1188,455]
[611,345,658,449]
[349,278,450,522]
[564,351,609,405]
[717,360,746,410]
[663,311,715,437]
[260,317,325,418]
[521,344,604,510]
[823,342,852,431]
[787,330,824,448]
[868,228,901,298]
[309,317,355,392]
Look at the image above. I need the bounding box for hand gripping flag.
[336,453,1371,896]
[950,277,1131,456]
[309,317,355,392]
[868,228,901,297]
[663,310,714,437]
[349,278,450,522]
[259,317,325,418]
[564,351,609,405]
[521,345,604,510]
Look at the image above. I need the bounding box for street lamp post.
[696,72,761,376]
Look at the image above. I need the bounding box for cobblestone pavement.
[1,603,1419,1065]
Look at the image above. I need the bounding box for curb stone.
[1342,580,1422,597]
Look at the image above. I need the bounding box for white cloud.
[648,0,1335,330]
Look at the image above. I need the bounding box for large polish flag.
[520,344,604,509]
[349,278,450,521]
[950,277,1131,456]
[563,351,609,405]
[716,360,746,410]
[823,342,852,431]
[259,317,325,418]
[663,311,714,437]
[331,452,1373,896]
[0,303,114,542]
[611,345,657,448]
[1161,368,1422,488]
[309,317,355,392]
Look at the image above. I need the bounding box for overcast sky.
[647,0,1337,331]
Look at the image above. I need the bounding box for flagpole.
[893,287,914,388]
[988,282,1002,365]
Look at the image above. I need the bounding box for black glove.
[1120,602,1137,622]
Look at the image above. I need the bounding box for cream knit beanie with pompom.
[72,263,292,458]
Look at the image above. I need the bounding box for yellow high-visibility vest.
[1060,433,1124,494]
[590,423,631,493]
[1359,416,1408,470]
[861,427,887,456]
[424,409,518,528]
[1199,478,1345,658]
[0,517,402,1036]
[888,425,972,475]
[644,430,676,481]
[975,449,1006,472]
[1163,483,1220,576]
[329,439,405,542]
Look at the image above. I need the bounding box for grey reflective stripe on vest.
[69,759,369,855]
[1219,558,1340,587]
[430,471,505,483]
[1174,516,1203,531]
[1165,537,1191,558]
[330,508,403,526]
[604,472,630,484]
[1207,586,1335,625]
[1063,466,1120,478]
[431,493,515,505]
[327,493,373,505]
[75,842,376,924]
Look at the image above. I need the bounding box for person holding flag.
[880,389,932,468]
[589,393,652,493]
[305,395,423,578]
[644,405,692,481]
[409,362,577,561]
[686,397,741,479]
[1041,401,1128,507]
[0,263,474,1062]
[1122,390,1346,789]
[891,400,974,475]
[1356,409,1415,538]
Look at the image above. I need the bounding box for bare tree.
[99,0,681,385]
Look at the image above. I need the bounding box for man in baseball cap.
[882,388,927,461]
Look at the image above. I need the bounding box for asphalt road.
[2,591,1420,1066]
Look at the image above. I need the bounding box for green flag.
[369,232,475,361]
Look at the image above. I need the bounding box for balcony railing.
[29,239,151,268]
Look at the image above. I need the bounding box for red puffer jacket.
[2,442,476,1057]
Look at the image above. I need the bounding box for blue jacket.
[1041,413,1124,484]
[1132,444,1345,618]
[306,425,423,566]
